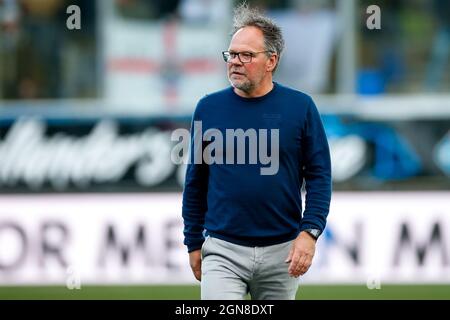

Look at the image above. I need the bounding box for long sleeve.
[299,97,332,234]
[182,100,209,252]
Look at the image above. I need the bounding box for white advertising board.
[0,192,449,285]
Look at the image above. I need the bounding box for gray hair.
[231,2,285,72]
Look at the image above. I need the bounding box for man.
[182,4,332,300]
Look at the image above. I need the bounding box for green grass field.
[0,285,449,300]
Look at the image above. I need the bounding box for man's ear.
[266,54,278,72]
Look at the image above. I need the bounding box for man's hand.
[285,231,317,277]
[189,249,202,281]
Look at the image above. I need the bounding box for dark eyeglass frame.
[222,50,274,63]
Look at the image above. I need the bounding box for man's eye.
[241,53,252,58]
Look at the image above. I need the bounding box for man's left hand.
[285,231,317,277]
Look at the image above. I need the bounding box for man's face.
[226,26,273,93]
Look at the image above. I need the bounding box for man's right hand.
[189,249,202,281]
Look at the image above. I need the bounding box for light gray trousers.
[200,236,299,300]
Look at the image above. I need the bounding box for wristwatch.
[303,228,321,240]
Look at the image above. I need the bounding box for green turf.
[0,285,449,300]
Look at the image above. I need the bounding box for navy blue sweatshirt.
[182,82,332,253]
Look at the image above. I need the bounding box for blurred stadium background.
[0,0,449,299]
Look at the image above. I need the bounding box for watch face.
[306,229,320,239]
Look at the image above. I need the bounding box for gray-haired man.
[182,4,332,300]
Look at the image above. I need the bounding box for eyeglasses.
[222,50,273,64]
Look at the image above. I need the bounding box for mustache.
[229,70,246,75]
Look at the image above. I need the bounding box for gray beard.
[232,79,254,93]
